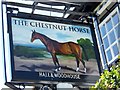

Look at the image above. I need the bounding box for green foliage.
[77,38,93,48]
[77,38,95,60]
[14,45,77,60]
[90,61,120,90]
[118,54,120,59]
[14,45,47,58]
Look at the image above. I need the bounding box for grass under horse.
[31,30,86,72]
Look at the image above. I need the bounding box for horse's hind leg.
[75,57,80,72]
[76,58,86,73]
[81,59,86,73]
[75,56,86,73]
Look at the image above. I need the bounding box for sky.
[12,17,93,47]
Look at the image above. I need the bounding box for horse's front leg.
[51,53,61,72]
[55,55,61,71]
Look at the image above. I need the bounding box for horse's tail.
[80,45,89,61]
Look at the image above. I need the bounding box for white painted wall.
[0,0,7,89]
[0,0,12,89]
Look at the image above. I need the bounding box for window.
[103,36,109,49]
[112,44,119,57]
[97,32,102,45]
[109,30,116,44]
[106,49,112,62]
[118,40,120,47]
[94,20,102,45]
[100,46,108,69]
[115,24,120,38]
[112,13,119,26]
[100,25,106,37]
[106,19,113,32]
[95,7,120,67]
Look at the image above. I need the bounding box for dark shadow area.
[20,64,55,72]
[20,64,90,74]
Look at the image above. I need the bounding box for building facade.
[94,0,120,69]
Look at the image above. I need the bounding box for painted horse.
[31,30,86,72]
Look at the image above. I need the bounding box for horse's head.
[31,30,38,42]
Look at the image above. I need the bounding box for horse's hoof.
[55,68,58,72]
[84,68,86,73]
[76,67,79,72]
[58,67,61,71]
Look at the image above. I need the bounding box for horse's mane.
[36,32,59,43]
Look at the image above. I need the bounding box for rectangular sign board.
[7,13,101,83]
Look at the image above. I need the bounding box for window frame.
[98,7,120,67]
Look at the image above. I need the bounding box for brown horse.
[31,30,86,72]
